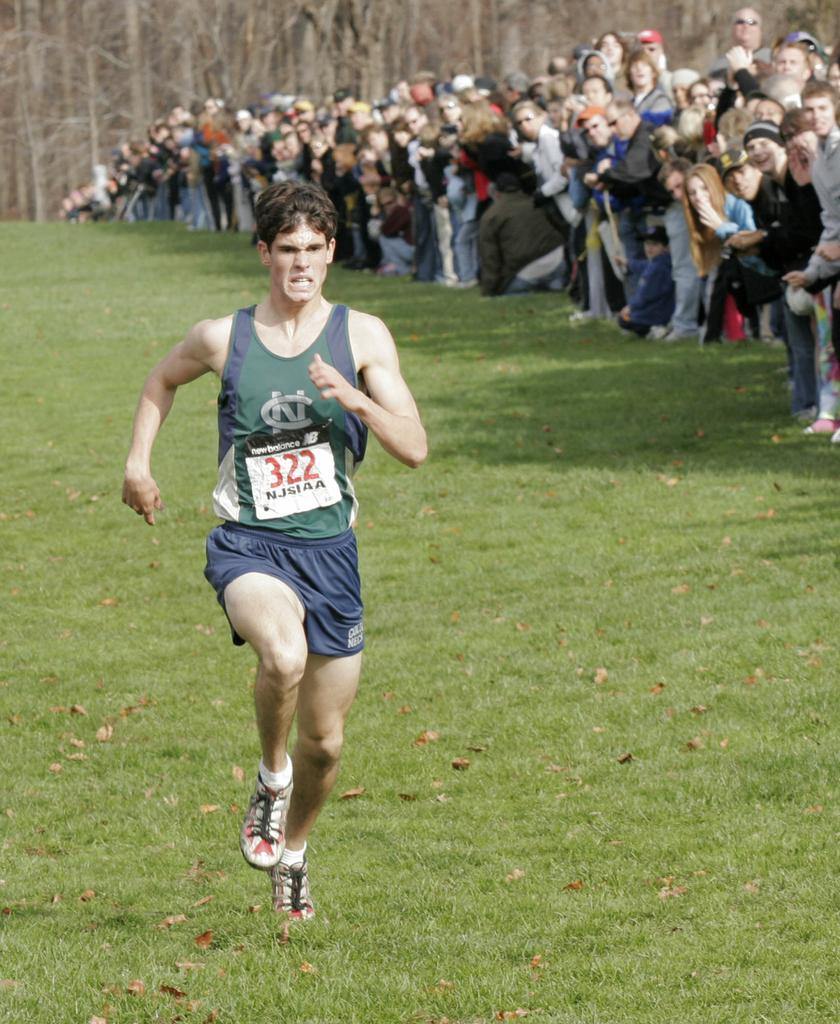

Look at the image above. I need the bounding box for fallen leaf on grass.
[126,979,145,996]
[48,763,63,774]
[398,793,417,801]
[79,889,96,902]
[199,804,220,814]
[95,723,113,743]
[176,961,205,971]
[563,879,585,891]
[339,787,366,800]
[299,961,317,974]
[194,930,213,949]
[160,983,187,998]
[413,730,440,747]
[506,868,526,883]
[119,697,155,718]
[232,765,245,782]
[671,583,690,595]
[804,805,823,815]
[433,979,455,991]
[593,667,609,684]
[158,914,188,929]
[496,1009,530,1019]
[658,885,688,900]
[649,683,666,694]
[686,737,704,751]
[743,881,761,893]
[451,757,470,771]
[617,752,634,764]
[193,895,214,907]
[99,597,119,607]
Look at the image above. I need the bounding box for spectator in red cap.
[637,29,673,99]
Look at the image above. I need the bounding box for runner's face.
[259,223,335,304]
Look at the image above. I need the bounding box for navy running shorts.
[204,522,364,658]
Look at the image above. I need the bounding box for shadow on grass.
[372,288,840,485]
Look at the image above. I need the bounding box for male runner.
[122,181,427,919]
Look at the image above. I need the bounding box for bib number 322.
[246,440,341,520]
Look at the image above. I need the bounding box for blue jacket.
[716,194,756,239]
[628,251,675,326]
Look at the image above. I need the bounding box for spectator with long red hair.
[682,160,755,342]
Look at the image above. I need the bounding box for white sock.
[259,756,292,790]
[281,842,306,867]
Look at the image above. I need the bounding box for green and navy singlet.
[212,304,367,539]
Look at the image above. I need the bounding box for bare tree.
[125,0,150,132]
[15,0,48,220]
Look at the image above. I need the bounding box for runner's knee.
[296,727,345,770]
[258,643,307,688]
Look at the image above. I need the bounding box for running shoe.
[239,774,292,870]
[270,858,315,920]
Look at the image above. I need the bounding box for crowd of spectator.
[62,11,840,444]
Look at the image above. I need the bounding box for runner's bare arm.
[122,317,231,524]
[307,311,427,468]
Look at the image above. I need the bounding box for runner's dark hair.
[255,180,338,246]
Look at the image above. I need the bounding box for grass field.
[1,221,839,1024]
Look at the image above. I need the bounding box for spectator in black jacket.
[596,96,669,297]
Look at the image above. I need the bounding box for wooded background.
[3,0,836,221]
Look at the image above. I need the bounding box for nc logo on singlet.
[260,389,313,432]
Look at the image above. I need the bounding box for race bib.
[245,425,341,520]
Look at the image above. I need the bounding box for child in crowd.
[617,225,675,336]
